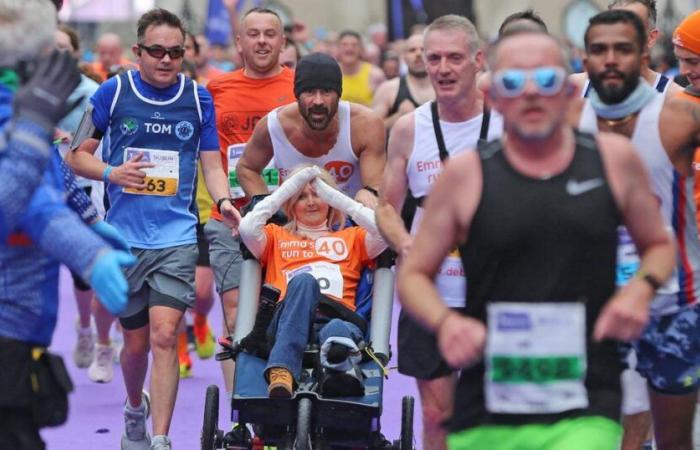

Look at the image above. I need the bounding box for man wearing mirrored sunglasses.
[376,14,503,450]
[570,9,700,450]
[66,8,240,450]
[397,29,675,450]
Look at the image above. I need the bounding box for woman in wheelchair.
[238,165,388,399]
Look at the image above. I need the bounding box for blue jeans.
[265,273,363,381]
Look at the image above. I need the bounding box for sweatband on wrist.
[102,165,113,183]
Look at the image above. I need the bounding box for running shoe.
[73,318,95,368]
[88,343,115,383]
[149,435,172,450]
[178,331,193,379]
[194,318,216,359]
[121,392,151,450]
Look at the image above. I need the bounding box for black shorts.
[196,223,210,267]
[397,308,456,380]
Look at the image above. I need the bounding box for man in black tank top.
[372,33,434,130]
[396,31,674,450]
[377,15,499,450]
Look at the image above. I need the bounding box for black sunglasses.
[138,44,185,60]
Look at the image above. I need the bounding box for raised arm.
[312,177,387,258]
[239,165,321,258]
[237,115,276,197]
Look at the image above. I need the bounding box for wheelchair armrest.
[232,258,263,343]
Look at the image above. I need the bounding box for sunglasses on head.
[492,66,567,98]
[138,44,185,60]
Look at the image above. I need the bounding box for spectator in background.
[338,30,385,106]
[380,50,400,80]
[280,36,301,69]
[88,32,132,82]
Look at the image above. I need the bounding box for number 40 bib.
[485,302,588,414]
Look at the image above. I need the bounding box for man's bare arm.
[594,133,675,341]
[65,138,105,180]
[237,115,275,197]
[353,107,386,208]
[376,113,413,256]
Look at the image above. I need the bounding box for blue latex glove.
[90,250,136,315]
[91,220,130,251]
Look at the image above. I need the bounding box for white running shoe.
[121,392,151,450]
[88,343,115,383]
[73,319,95,369]
[149,435,172,450]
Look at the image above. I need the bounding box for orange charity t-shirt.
[679,91,700,226]
[259,224,373,312]
[207,67,295,220]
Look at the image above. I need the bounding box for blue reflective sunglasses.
[492,66,568,98]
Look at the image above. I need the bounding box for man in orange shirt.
[205,6,294,395]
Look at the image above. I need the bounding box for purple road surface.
[41,268,423,449]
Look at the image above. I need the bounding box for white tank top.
[578,95,700,315]
[406,102,504,308]
[268,101,362,197]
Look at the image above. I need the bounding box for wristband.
[637,271,662,291]
[362,185,379,197]
[216,197,233,211]
[102,165,113,183]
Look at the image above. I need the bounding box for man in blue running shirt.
[67,8,240,450]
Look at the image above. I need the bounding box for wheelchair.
[200,244,415,450]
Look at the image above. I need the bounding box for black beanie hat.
[294,52,343,99]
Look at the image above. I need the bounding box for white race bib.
[485,302,588,414]
[227,143,279,199]
[285,262,344,300]
[123,147,179,196]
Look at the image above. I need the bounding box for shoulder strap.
[430,101,450,161]
[656,74,670,93]
[478,104,491,143]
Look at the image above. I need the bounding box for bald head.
[96,32,124,70]
[489,31,569,73]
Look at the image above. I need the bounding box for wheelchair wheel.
[201,384,220,450]
[400,396,414,450]
[294,397,312,450]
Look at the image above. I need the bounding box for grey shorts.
[120,244,198,323]
[204,219,242,294]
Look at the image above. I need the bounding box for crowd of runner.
[2,0,700,449]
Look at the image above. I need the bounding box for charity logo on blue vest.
[120,117,139,135]
[175,120,194,141]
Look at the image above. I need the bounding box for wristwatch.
[216,197,234,211]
